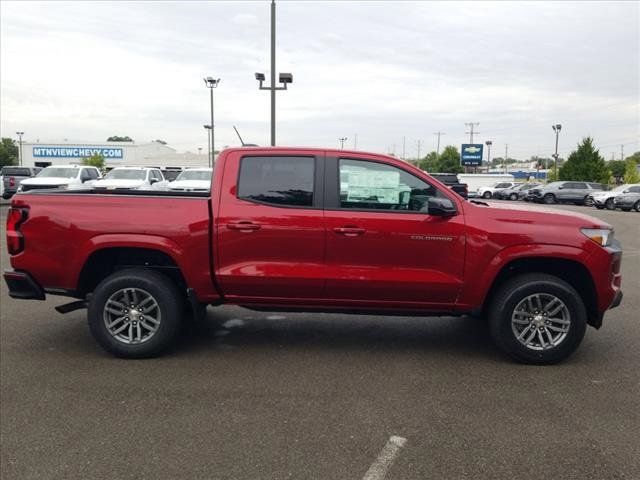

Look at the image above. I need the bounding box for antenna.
[233,126,246,146]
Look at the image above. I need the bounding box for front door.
[216,153,326,301]
[323,156,466,309]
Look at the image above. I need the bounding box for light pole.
[203,77,220,166]
[203,125,212,168]
[485,140,492,172]
[504,144,508,174]
[16,131,24,166]
[339,137,348,149]
[552,124,562,180]
[255,0,293,146]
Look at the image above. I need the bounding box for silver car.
[529,181,604,205]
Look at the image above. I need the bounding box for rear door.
[215,152,326,300]
[323,154,466,308]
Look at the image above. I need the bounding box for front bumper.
[3,270,45,300]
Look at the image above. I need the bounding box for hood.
[168,180,210,190]
[93,179,146,189]
[475,201,610,229]
[21,177,74,186]
[591,190,614,198]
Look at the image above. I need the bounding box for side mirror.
[428,197,457,217]
[149,178,159,184]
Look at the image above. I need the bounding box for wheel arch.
[481,256,600,328]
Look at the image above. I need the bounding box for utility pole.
[16,131,24,166]
[504,144,508,174]
[611,152,615,161]
[434,131,445,157]
[203,77,220,165]
[339,137,348,149]
[354,134,358,150]
[552,124,562,180]
[485,140,492,173]
[621,144,624,161]
[402,136,406,160]
[416,139,421,161]
[465,122,480,144]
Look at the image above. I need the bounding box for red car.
[4,147,623,363]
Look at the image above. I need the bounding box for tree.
[623,158,640,183]
[624,151,640,165]
[418,151,439,172]
[437,145,463,173]
[559,137,610,184]
[82,153,105,169]
[608,160,626,180]
[107,136,133,142]
[0,138,19,168]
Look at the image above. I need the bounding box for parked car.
[458,174,514,198]
[167,168,213,192]
[4,147,623,364]
[19,165,101,192]
[613,191,640,212]
[1,166,41,199]
[91,167,168,191]
[527,181,604,205]
[495,183,540,201]
[477,181,517,199]
[428,173,468,199]
[587,184,640,210]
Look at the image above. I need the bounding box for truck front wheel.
[488,273,587,364]
[88,268,183,358]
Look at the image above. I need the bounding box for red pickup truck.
[4,147,623,363]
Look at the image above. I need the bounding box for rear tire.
[482,191,492,199]
[634,201,640,212]
[605,198,615,210]
[543,193,556,204]
[509,193,518,201]
[88,268,183,358]
[488,273,587,364]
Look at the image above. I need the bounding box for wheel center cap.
[533,314,545,327]
[130,309,140,320]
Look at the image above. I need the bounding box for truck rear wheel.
[488,273,587,364]
[88,268,183,358]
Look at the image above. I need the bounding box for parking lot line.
[362,435,407,480]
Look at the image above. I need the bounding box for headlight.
[581,227,614,247]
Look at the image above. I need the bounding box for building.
[19,140,210,169]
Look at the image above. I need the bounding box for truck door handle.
[333,227,366,236]
[227,221,261,232]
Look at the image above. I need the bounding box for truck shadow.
[175,306,500,361]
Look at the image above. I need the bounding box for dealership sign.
[33,146,124,159]
[460,144,483,166]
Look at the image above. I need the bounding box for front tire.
[509,193,518,201]
[88,268,183,358]
[488,273,587,364]
[482,191,492,199]
[634,201,640,212]
[605,198,615,210]
[543,193,556,204]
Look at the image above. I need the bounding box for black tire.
[88,268,183,358]
[605,198,615,210]
[488,273,587,365]
[543,193,556,204]
[482,191,492,199]
[509,193,518,201]
[634,201,640,212]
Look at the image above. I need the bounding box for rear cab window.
[1,167,31,176]
[237,156,315,207]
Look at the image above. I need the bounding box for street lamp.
[254,0,293,146]
[339,137,348,149]
[16,131,24,166]
[552,124,562,180]
[485,140,492,172]
[203,125,212,168]
[203,77,220,166]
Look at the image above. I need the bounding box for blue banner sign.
[33,146,124,159]
[460,144,483,166]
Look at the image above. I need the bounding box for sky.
[1,0,638,160]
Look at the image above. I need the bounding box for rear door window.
[238,156,315,207]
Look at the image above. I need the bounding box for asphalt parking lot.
[1,202,639,480]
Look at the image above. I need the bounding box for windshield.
[175,170,212,181]
[37,167,79,179]
[105,169,146,180]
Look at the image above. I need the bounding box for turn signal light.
[6,207,28,255]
